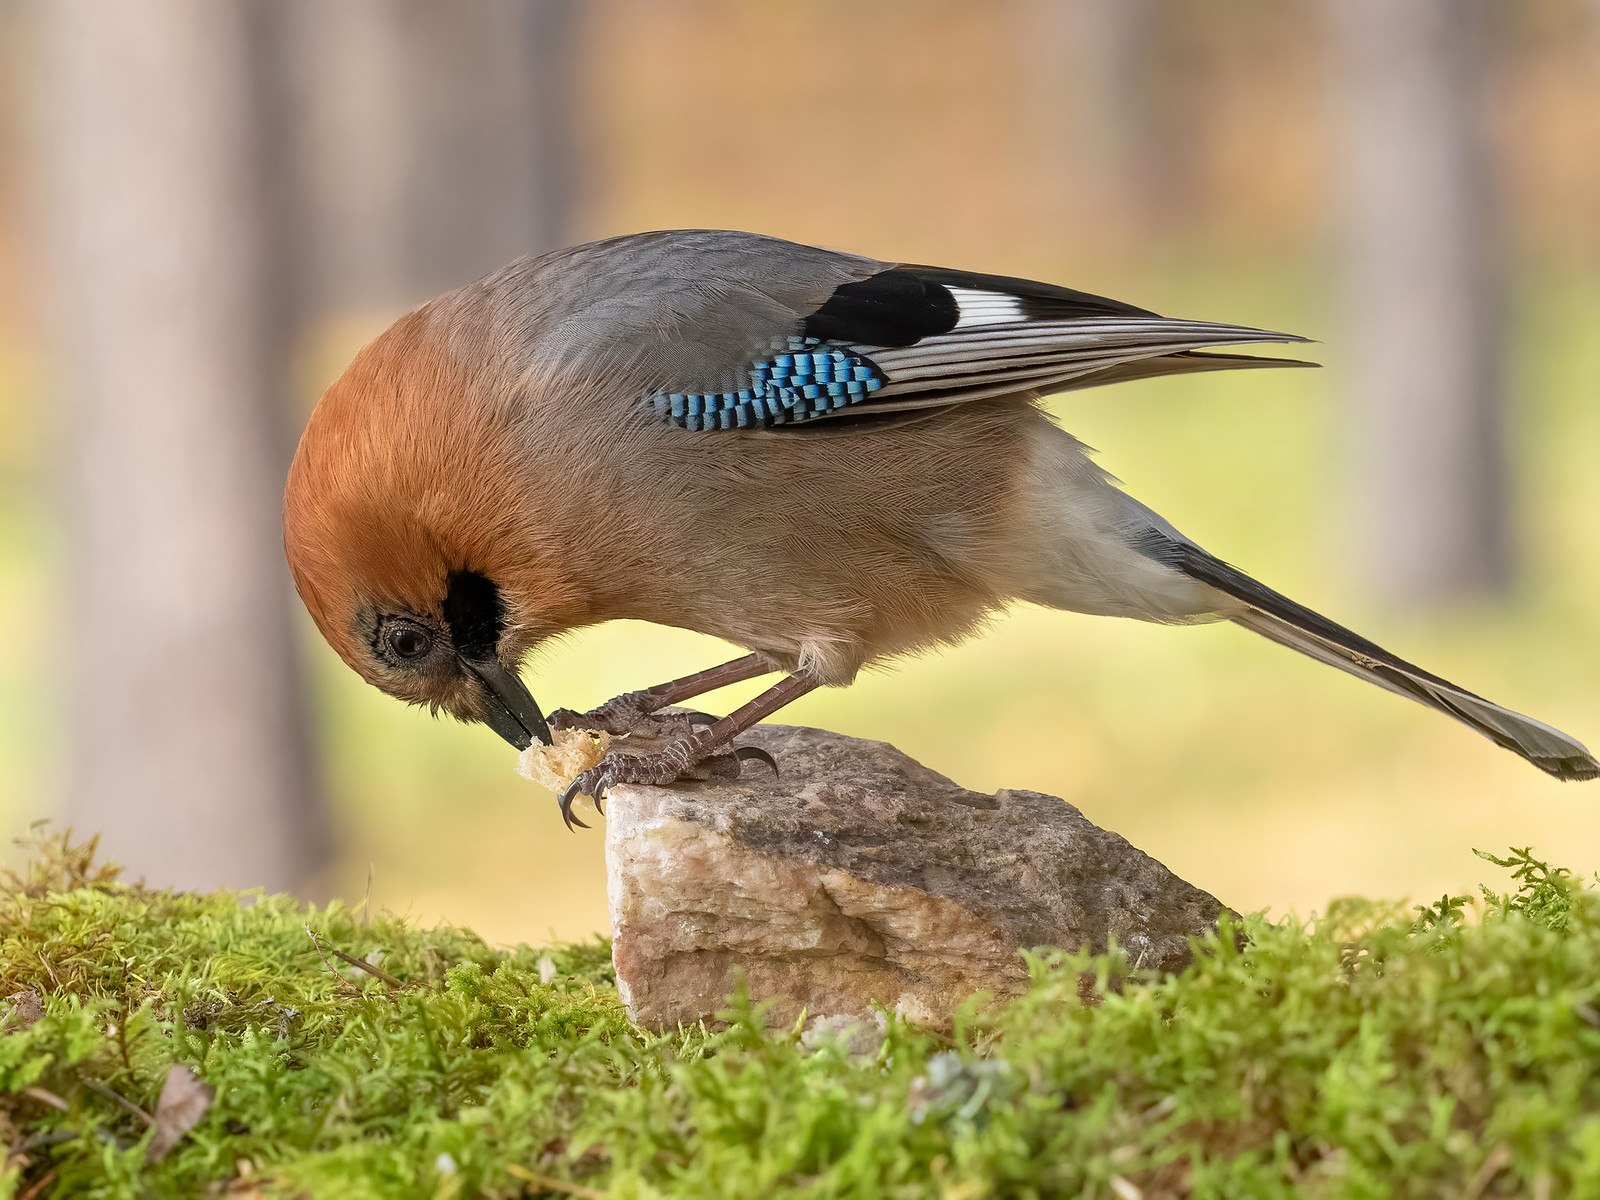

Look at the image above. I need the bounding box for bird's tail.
[1165,541,1600,781]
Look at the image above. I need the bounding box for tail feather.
[1165,541,1599,782]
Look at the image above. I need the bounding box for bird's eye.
[385,620,434,661]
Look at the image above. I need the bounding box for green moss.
[4,828,1600,1199]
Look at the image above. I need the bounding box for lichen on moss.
[4,825,1600,1198]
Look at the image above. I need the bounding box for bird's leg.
[558,669,821,829]
[547,653,778,739]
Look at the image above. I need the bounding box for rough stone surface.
[605,722,1229,1029]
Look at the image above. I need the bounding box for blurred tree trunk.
[1327,0,1511,607]
[1019,0,1174,239]
[398,0,583,297]
[284,0,414,317]
[34,0,328,890]
[289,0,584,317]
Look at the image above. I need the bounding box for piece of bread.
[517,727,612,805]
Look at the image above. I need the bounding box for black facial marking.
[442,570,505,662]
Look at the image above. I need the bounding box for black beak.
[464,659,552,749]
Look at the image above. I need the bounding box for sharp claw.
[558,779,592,831]
[553,735,771,819]
[734,745,779,777]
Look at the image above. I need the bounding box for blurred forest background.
[2,0,1598,944]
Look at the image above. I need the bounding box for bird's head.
[283,302,577,750]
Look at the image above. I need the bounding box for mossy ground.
[3,830,1599,1199]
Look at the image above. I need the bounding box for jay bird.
[283,229,1598,828]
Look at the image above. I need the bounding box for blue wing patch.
[652,338,886,431]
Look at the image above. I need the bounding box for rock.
[605,722,1229,1030]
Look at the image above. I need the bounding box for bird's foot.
[557,736,779,831]
[548,693,716,741]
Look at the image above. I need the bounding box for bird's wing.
[522,231,1312,432]
[795,264,1314,417]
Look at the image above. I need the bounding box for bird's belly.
[656,535,1008,686]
